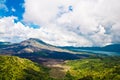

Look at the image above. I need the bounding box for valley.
[0,38,120,80]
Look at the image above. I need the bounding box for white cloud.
[0,16,92,46]
[0,16,35,42]
[1,0,120,47]
[23,0,120,46]
[11,7,16,12]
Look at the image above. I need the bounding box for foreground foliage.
[0,55,120,80]
[0,55,53,80]
[65,56,120,80]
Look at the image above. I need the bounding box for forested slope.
[0,55,53,80]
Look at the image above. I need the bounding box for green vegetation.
[65,56,120,80]
[0,55,120,80]
[0,55,54,80]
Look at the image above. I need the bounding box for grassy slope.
[0,55,54,80]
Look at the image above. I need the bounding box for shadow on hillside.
[12,49,89,63]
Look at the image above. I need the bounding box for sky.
[0,0,120,47]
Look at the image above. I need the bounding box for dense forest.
[0,55,120,80]
[0,55,54,80]
[65,56,120,80]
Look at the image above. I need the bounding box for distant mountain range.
[0,42,11,48]
[59,44,120,53]
[0,38,120,54]
[0,42,11,45]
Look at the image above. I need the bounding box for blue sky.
[0,0,40,29]
[0,0,120,47]
[1,0,24,20]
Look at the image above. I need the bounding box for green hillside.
[0,55,120,80]
[65,56,120,80]
[0,55,53,80]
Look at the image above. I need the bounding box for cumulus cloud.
[0,16,91,46]
[0,16,35,42]
[0,16,40,42]
[22,0,120,46]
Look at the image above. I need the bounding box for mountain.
[0,39,119,80]
[0,55,53,80]
[0,38,71,53]
[18,38,70,53]
[0,42,11,45]
[0,42,11,48]
[60,44,120,53]
[103,44,120,52]
[0,38,89,60]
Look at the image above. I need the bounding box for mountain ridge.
[0,38,89,60]
[0,38,72,54]
[59,44,120,53]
